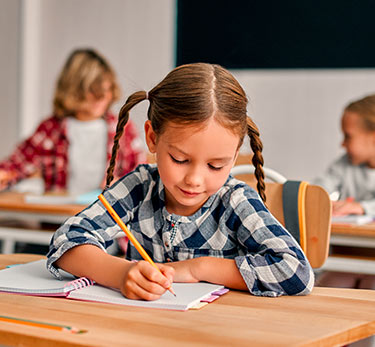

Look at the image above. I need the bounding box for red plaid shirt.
[0,113,146,191]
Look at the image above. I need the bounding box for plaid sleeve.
[0,120,48,185]
[231,185,314,297]
[46,166,149,279]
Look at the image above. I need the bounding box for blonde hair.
[106,63,266,201]
[345,95,375,131]
[53,48,120,118]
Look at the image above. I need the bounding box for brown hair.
[53,48,120,118]
[106,63,266,201]
[345,94,375,131]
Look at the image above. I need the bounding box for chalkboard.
[176,0,375,69]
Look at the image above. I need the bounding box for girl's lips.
[179,188,200,197]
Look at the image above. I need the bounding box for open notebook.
[0,260,227,311]
[331,215,375,226]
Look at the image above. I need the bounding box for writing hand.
[120,261,174,301]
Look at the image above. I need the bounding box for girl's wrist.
[189,257,203,282]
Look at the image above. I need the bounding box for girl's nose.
[184,167,203,187]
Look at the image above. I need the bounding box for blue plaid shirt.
[47,164,314,297]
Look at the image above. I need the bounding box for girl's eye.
[208,164,223,171]
[170,155,187,164]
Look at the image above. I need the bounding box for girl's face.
[75,80,113,121]
[341,111,375,167]
[145,118,240,216]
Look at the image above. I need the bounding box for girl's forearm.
[55,244,130,290]
[183,257,248,290]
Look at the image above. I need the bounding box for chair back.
[232,170,331,268]
[231,164,287,183]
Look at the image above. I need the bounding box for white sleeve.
[312,156,347,194]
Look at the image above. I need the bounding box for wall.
[0,0,21,155]
[234,69,375,181]
[1,0,375,183]
[0,0,175,154]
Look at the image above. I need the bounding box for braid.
[246,117,266,202]
[105,91,147,187]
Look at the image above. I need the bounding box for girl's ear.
[144,120,157,153]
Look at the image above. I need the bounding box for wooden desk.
[1,255,375,347]
[0,192,85,253]
[322,223,375,275]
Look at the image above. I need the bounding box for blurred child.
[314,94,375,290]
[47,63,314,301]
[0,48,145,195]
[314,94,375,216]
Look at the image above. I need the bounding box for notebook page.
[68,282,225,311]
[331,215,374,225]
[0,259,80,296]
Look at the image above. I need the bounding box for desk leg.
[1,239,15,254]
[0,228,54,254]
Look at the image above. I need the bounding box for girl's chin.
[348,156,365,166]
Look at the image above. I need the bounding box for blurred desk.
[0,192,85,253]
[322,222,375,275]
[1,254,375,347]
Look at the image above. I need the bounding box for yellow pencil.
[98,194,176,296]
[0,315,86,334]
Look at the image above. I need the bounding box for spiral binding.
[64,277,94,291]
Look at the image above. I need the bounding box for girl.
[314,95,375,290]
[0,48,145,194]
[314,95,375,216]
[47,63,314,300]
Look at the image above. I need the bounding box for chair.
[231,166,331,269]
[231,164,287,183]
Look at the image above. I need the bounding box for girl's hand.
[120,260,175,301]
[0,170,16,190]
[332,199,364,216]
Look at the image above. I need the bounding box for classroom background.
[2,0,375,181]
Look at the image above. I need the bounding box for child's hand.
[332,199,364,216]
[120,261,175,301]
[0,170,16,190]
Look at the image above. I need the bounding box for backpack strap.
[282,180,308,252]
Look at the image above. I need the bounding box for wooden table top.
[1,254,375,347]
[332,222,375,237]
[0,192,84,216]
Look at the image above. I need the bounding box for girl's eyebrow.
[169,145,234,162]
